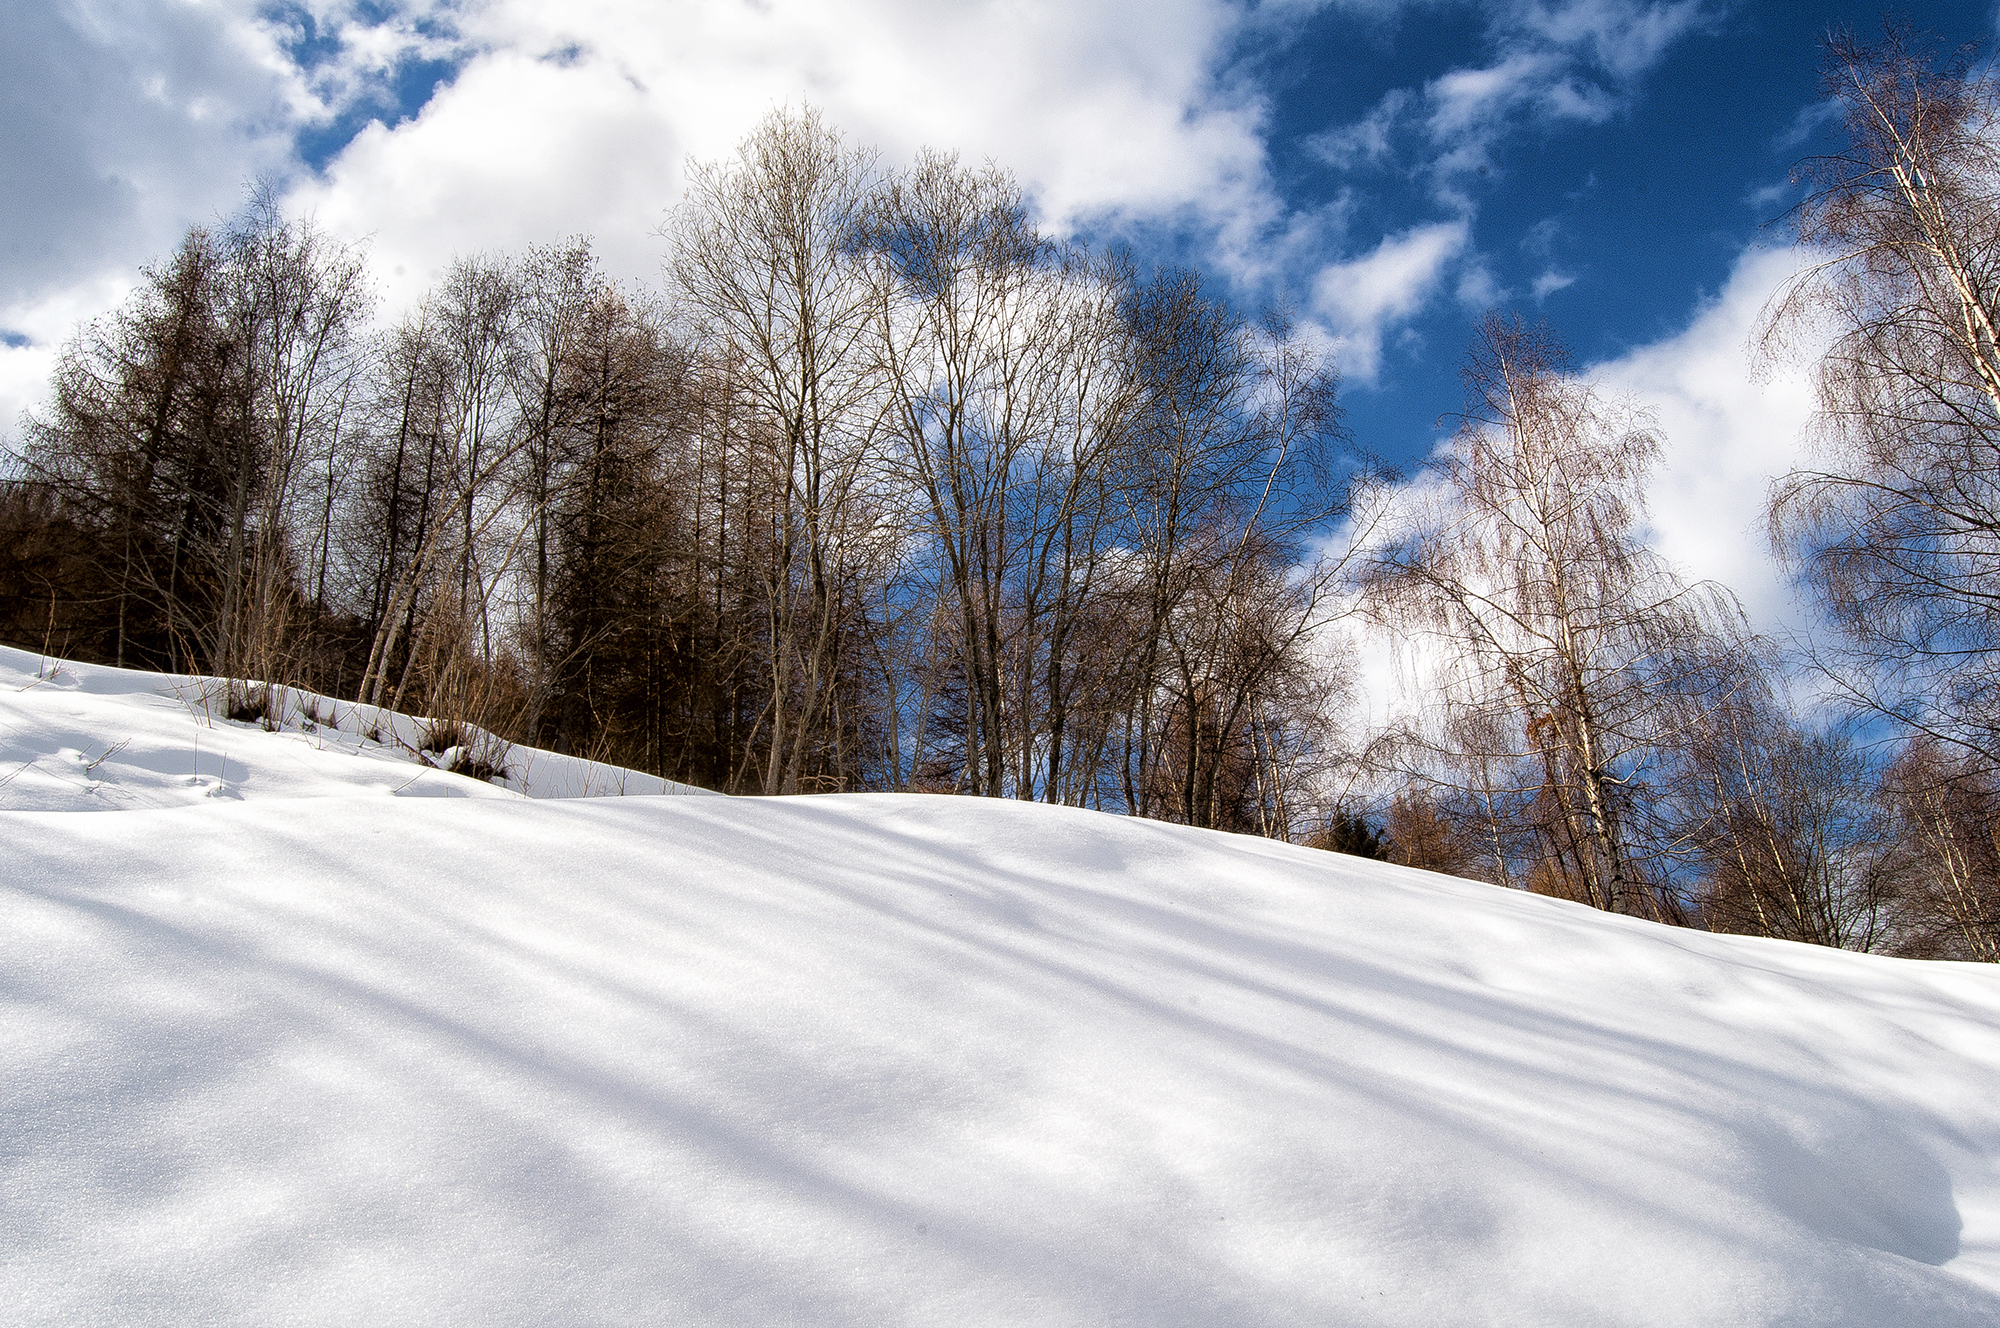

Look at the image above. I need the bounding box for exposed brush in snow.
[225,682,273,728]
[419,718,466,754]
[443,744,511,785]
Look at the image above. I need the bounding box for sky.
[3,0,1997,630]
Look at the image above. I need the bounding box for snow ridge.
[0,645,714,811]
[2,648,1998,1326]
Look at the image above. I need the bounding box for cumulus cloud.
[0,1,461,313]
[0,0,459,438]
[1332,242,1828,642]
[0,0,1310,425]
[0,2,288,309]
[1332,242,1819,728]
[285,0,1289,308]
[2,0,1327,393]
[1589,245,1818,633]
[0,0,1720,443]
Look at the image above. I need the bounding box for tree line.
[1335,27,2000,963]
[2,115,1354,834]
[3,29,1996,961]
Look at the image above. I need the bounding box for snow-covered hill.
[4,646,1998,1326]
[0,646,713,810]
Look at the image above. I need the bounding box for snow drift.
[3,644,1998,1326]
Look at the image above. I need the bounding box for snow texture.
[0,646,713,810]
[3,645,1998,1325]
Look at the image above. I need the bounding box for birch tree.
[1364,316,1744,916]
[1766,28,2000,770]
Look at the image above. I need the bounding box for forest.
[4,30,1997,962]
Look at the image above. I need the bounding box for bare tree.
[1675,683,1893,950]
[7,117,1386,820]
[1363,316,1745,916]
[1001,248,1139,804]
[1382,788,1487,878]
[509,237,600,732]
[667,105,887,794]
[1113,267,1260,818]
[356,256,525,715]
[217,191,372,683]
[1878,738,2000,961]
[1150,301,1353,832]
[539,284,691,767]
[24,226,232,671]
[22,199,370,684]
[1765,27,2000,772]
[862,150,1058,798]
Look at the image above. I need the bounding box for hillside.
[3,645,1998,1326]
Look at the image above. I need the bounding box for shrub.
[1312,808,1390,860]
[226,684,270,726]
[419,719,466,754]
[446,749,509,784]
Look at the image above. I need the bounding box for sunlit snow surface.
[3,645,1999,1325]
[0,646,713,809]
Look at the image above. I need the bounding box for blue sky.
[1247,0,1999,460]
[2,0,1997,621]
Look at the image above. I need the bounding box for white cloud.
[0,0,461,437]
[1311,0,1713,198]
[0,1,291,309]
[1773,92,1843,149]
[4,0,1315,424]
[1520,215,1563,255]
[1427,52,1568,141]
[1283,0,1715,364]
[1743,178,1793,210]
[1515,0,1711,80]
[1327,242,1821,733]
[1588,245,1819,633]
[1306,87,1411,169]
[1530,268,1574,300]
[1310,220,1469,381]
[0,0,1722,439]
[288,0,1290,309]
[293,47,683,309]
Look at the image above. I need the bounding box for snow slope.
[0,645,714,810]
[3,649,1999,1325]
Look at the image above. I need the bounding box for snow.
[0,646,714,811]
[3,645,1999,1325]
